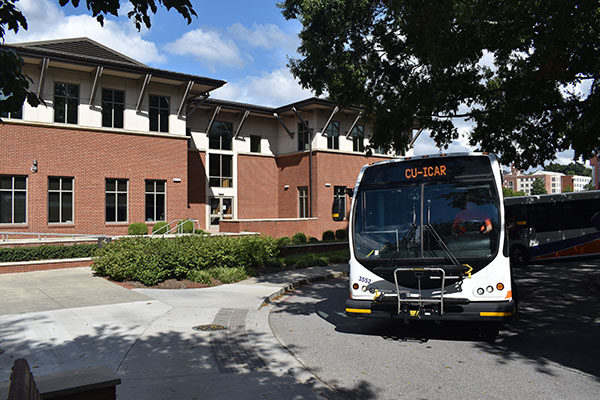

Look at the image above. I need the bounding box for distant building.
[503,168,590,194]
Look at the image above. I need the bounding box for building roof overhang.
[7,37,226,95]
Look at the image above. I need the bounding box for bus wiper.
[424,224,460,266]
[425,199,460,266]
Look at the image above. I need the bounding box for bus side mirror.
[332,198,345,221]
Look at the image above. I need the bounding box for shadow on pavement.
[272,259,600,381]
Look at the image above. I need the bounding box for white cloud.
[165,29,244,70]
[5,0,164,64]
[228,23,298,51]
[211,67,314,107]
[413,130,474,156]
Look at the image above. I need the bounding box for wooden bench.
[2,359,121,400]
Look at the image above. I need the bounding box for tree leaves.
[280,0,600,168]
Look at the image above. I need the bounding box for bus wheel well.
[510,244,529,267]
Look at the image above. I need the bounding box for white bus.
[337,153,515,322]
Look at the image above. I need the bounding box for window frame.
[298,122,310,151]
[101,88,125,129]
[0,106,23,120]
[149,95,170,133]
[352,124,365,152]
[145,179,166,222]
[209,154,233,188]
[54,82,79,124]
[48,176,74,224]
[208,121,234,150]
[298,186,309,218]
[333,186,347,220]
[250,135,261,153]
[326,121,340,150]
[105,178,129,223]
[0,175,27,225]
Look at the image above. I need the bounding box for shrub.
[195,229,209,235]
[0,244,98,263]
[152,222,169,234]
[292,232,307,244]
[177,220,194,233]
[335,229,347,240]
[322,230,335,241]
[187,269,213,285]
[276,236,291,248]
[128,223,148,235]
[92,235,280,285]
[308,236,319,243]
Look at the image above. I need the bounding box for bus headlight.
[361,286,368,292]
[477,288,485,295]
[486,285,494,293]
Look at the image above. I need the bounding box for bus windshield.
[354,181,500,261]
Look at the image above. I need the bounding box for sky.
[4,0,581,166]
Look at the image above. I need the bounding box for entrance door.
[210,197,233,227]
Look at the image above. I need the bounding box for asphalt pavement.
[0,265,348,399]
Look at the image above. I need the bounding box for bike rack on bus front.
[393,267,446,317]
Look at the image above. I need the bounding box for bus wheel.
[510,246,529,267]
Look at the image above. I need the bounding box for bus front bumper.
[345,298,516,322]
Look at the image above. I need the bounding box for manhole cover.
[192,324,227,331]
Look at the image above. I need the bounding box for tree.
[562,185,574,193]
[531,178,547,195]
[0,0,196,116]
[280,1,600,169]
[502,187,526,198]
[545,162,592,177]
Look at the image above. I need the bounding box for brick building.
[503,167,591,194]
[1,38,409,239]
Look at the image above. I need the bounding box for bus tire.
[510,245,529,267]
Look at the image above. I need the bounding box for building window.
[0,106,23,120]
[54,82,79,124]
[145,180,166,221]
[209,154,233,187]
[373,145,386,155]
[326,121,340,150]
[0,175,26,224]
[149,95,169,132]
[298,122,310,151]
[209,121,233,150]
[334,186,346,219]
[106,179,128,223]
[352,124,365,152]
[102,89,124,128]
[298,186,308,218]
[48,177,73,223]
[250,135,261,153]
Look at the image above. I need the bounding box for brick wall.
[0,123,189,235]
[237,154,278,219]
[187,149,207,229]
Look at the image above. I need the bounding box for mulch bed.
[103,266,294,290]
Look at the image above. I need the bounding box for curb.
[260,269,349,308]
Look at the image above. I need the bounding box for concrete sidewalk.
[0,265,348,399]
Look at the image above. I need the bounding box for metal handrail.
[0,231,107,241]
[151,219,199,235]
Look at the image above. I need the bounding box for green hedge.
[152,222,170,234]
[292,232,307,244]
[0,244,98,263]
[128,223,148,235]
[92,235,279,286]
